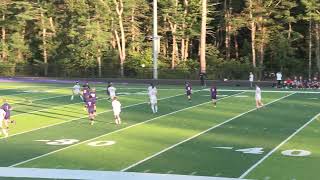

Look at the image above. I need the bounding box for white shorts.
[150,96,157,104]
[113,110,121,116]
[256,96,261,101]
[110,93,116,99]
[73,90,80,95]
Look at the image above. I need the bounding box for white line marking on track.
[121,93,296,172]
[212,147,234,150]
[239,113,320,179]
[9,90,241,167]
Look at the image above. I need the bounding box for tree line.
[0,0,319,79]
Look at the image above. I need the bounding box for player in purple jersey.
[1,99,15,124]
[210,86,217,107]
[185,82,192,102]
[82,82,91,101]
[90,88,97,116]
[85,95,96,125]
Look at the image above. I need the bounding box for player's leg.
[0,120,8,138]
[89,112,95,125]
[154,102,158,113]
[151,103,155,113]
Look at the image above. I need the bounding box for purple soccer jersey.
[90,92,97,103]
[1,103,11,119]
[86,99,95,114]
[83,87,90,96]
[211,87,217,99]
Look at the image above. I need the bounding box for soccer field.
[0,81,319,180]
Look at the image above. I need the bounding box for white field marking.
[10,89,108,117]
[34,140,50,142]
[191,172,198,175]
[167,170,174,174]
[308,98,318,100]
[201,95,228,97]
[239,112,320,179]
[119,88,320,94]
[0,167,247,180]
[121,93,296,172]
[0,90,144,140]
[142,169,150,173]
[1,87,67,100]
[9,90,242,167]
[212,147,234,150]
[235,95,249,98]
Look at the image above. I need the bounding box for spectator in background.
[199,72,206,87]
[292,76,298,89]
[249,72,254,89]
[276,72,282,88]
[284,77,293,89]
[298,76,304,89]
[312,77,319,89]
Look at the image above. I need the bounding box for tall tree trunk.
[185,38,190,60]
[169,20,178,69]
[97,48,102,78]
[308,19,312,79]
[40,10,48,76]
[200,0,207,73]
[49,17,56,35]
[114,0,126,77]
[316,23,320,72]
[1,14,6,61]
[249,0,256,68]
[288,22,292,40]
[224,0,231,60]
[234,34,239,59]
[181,0,189,62]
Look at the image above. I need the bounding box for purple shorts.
[4,112,10,119]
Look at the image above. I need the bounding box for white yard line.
[3,89,204,142]
[9,90,242,167]
[0,167,246,180]
[121,88,320,94]
[121,93,296,172]
[1,87,67,100]
[239,112,320,179]
[11,89,108,117]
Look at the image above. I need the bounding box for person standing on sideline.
[148,83,158,113]
[276,72,282,88]
[112,97,122,125]
[210,85,217,107]
[255,84,264,108]
[199,72,206,87]
[249,72,254,88]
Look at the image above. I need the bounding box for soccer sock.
[155,105,158,113]
[1,128,8,137]
[71,95,74,100]
[151,105,155,113]
[80,95,84,101]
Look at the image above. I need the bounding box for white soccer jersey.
[249,74,254,82]
[255,86,261,100]
[112,100,121,115]
[73,84,81,94]
[276,72,282,81]
[108,87,117,97]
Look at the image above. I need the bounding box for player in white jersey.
[0,109,8,138]
[112,97,122,125]
[71,81,83,101]
[148,84,158,113]
[255,85,264,108]
[107,84,117,100]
